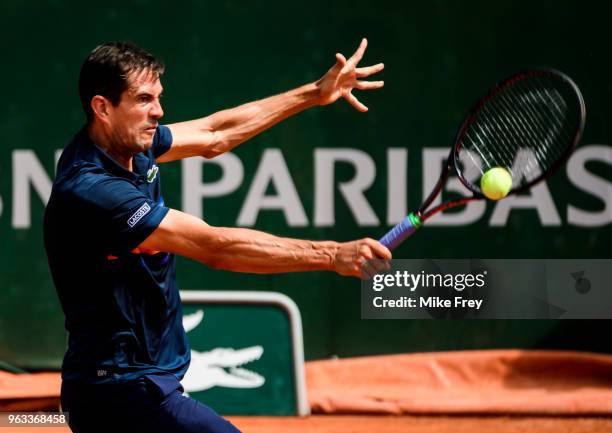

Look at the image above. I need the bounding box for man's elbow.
[195,239,229,270]
[200,147,223,159]
[203,254,223,270]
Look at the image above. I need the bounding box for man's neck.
[87,122,133,171]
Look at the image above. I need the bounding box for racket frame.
[454,69,586,198]
[378,69,586,250]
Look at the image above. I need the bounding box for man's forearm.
[162,39,383,163]
[199,82,321,157]
[200,226,339,274]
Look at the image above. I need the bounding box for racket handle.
[379,213,422,250]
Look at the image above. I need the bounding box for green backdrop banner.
[0,1,610,369]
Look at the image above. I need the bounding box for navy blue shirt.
[44,125,190,384]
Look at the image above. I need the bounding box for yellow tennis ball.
[480,167,512,200]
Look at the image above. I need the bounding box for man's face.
[107,69,164,154]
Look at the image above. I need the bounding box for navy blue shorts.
[61,374,242,433]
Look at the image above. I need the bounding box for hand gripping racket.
[380,69,585,251]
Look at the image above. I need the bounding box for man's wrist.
[311,240,339,272]
[299,81,323,107]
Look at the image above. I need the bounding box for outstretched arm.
[158,38,384,163]
[138,209,391,278]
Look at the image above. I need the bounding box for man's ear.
[91,95,112,122]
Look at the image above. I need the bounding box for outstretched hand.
[317,38,384,112]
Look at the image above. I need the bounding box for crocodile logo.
[146,165,159,183]
[181,309,265,391]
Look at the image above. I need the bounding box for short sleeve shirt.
[43,125,190,384]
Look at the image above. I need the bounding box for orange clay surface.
[2,415,612,433]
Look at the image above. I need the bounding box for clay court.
[231,415,612,433]
[2,415,612,433]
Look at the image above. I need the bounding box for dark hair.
[78,41,165,121]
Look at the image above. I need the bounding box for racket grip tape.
[379,213,422,250]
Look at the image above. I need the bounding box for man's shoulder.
[54,166,137,205]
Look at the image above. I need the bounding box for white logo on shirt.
[127,202,151,227]
[147,165,159,183]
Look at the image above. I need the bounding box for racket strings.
[486,85,558,173]
[504,78,573,165]
[494,85,555,177]
[457,72,580,192]
[467,93,533,176]
[481,102,524,169]
[527,78,575,156]
[512,78,572,159]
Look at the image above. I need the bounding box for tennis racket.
[379,69,585,251]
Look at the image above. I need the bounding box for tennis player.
[43,40,390,433]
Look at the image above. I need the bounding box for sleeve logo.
[127,202,151,227]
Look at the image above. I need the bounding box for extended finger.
[355,80,384,90]
[359,244,374,261]
[345,91,368,112]
[356,63,384,78]
[368,258,390,273]
[347,38,368,67]
[335,52,347,66]
[365,238,392,260]
[360,260,377,280]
